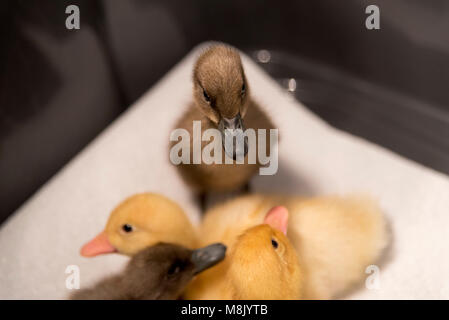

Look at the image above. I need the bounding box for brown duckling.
[71,242,226,300]
[171,45,274,203]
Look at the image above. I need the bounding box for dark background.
[1,0,448,224]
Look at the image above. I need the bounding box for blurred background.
[0,0,448,224]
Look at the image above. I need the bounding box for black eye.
[271,239,278,249]
[122,224,133,233]
[241,83,246,96]
[203,89,211,102]
[167,262,182,276]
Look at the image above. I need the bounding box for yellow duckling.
[80,192,388,299]
[80,193,197,257]
[186,194,388,299]
[186,206,303,299]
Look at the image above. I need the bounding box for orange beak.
[80,231,117,257]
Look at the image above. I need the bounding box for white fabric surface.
[1,44,449,299]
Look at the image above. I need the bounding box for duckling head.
[123,242,226,300]
[193,45,250,159]
[80,193,197,257]
[227,206,303,300]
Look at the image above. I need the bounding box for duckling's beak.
[191,243,227,275]
[218,113,249,160]
[80,231,117,257]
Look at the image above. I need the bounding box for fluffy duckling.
[186,206,302,299]
[80,193,197,257]
[71,243,226,300]
[187,194,388,299]
[171,45,274,197]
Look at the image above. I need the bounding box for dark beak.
[218,113,249,160]
[191,243,227,275]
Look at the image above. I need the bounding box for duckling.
[171,45,274,203]
[80,193,197,257]
[186,206,303,299]
[187,194,388,299]
[71,242,226,300]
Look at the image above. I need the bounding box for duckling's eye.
[203,89,211,103]
[241,83,246,96]
[122,224,133,233]
[167,262,182,276]
[271,239,278,249]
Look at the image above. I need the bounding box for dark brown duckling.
[70,242,226,300]
[171,45,274,206]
